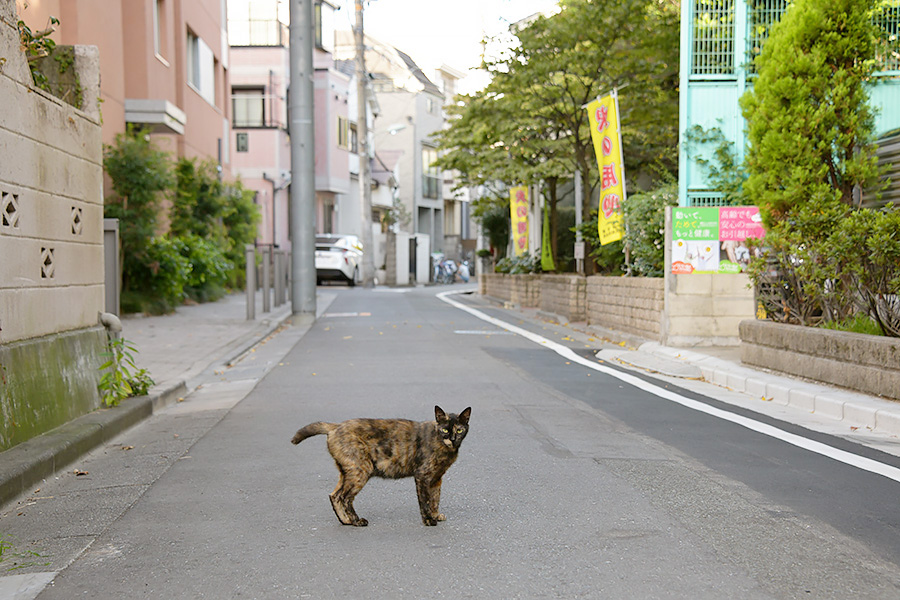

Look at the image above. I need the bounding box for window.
[422,147,441,199]
[315,1,335,53]
[232,87,265,127]
[874,0,900,73]
[691,0,736,77]
[349,123,358,153]
[153,0,166,58]
[236,132,249,153]
[187,30,215,104]
[747,0,789,74]
[337,116,350,149]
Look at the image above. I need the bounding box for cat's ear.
[435,406,447,422]
[458,407,472,424]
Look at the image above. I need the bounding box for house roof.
[393,48,443,97]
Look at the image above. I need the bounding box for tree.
[437,0,680,270]
[103,126,174,293]
[739,0,882,225]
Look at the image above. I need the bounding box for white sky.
[334,0,561,94]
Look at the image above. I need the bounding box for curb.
[640,342,900,437]
[0,381,185,509]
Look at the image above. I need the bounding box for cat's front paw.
[422,517,438,526]
[436,513,446,521]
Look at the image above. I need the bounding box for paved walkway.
[122,290,293,392]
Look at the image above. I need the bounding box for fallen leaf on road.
[343,336,352,340]
[121,445,134,451]
[74,469,88,476]
[850,426,859,431]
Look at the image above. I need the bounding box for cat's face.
[435,406,471,451]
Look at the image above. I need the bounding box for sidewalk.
[498,303,900,452]
[0,290,298,508]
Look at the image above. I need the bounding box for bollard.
[274,251,284,306]
[261,246,271,313]
[245,244,256,320]
[286,253,293,303]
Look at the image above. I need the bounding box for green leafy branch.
[98,337,154,407]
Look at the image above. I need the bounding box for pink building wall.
[17,0,231,179]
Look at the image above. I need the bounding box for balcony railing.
[229,19,289,47]
[231,94,286,129]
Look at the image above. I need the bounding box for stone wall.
[0,0,106,450]
[740,320,900,401]
[587,276,664,339]
[540,274,586,322]
[480,273,540,308]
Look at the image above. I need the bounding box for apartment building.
[228,0,349,247]
[17,0,232,179]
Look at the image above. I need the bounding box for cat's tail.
[290,422,337,445]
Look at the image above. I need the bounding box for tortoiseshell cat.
[290,406,471,527]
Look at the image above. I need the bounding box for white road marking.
[438,290,900,484]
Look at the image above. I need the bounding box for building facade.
[229,0,349,247]
[678,0,900,207]
[18,0,233,181]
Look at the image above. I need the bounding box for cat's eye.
[441,428,449,434]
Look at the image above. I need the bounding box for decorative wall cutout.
[41,247,55,279]
[1,191,19,228]
[71,206,83,235]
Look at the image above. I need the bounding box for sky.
[334,0,561,94]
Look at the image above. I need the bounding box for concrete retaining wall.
[740,320,900,401]
[540,274,586,322]
[481,273,541,308]
[587,276,664,339]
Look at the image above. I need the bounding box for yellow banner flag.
[509,185,529,256]
[586,92,626,245]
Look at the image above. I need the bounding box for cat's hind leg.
[329,470,355,525]
[331,467,370,527]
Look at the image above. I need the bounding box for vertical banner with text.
[509,185,529,256]
[587,91,626,246]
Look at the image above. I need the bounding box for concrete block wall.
[540,274,586,322]
[587,276,664,339]
[741,320,900,401]
[0,0,106,451]
[661,273,756,346]
[481,273,541,308]
[0,4,104,344]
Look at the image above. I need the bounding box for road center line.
[437,290,900,484]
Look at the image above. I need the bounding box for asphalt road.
[5,286,900,599]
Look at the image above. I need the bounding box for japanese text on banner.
[509,185,529,256]
[587,93,625,246]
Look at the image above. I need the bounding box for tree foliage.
[436,0,680,268]
[739,0,882,225]
[104,130,261,312]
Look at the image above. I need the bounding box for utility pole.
[355,0,376,287]
[289,0,317,317]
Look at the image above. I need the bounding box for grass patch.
[821,314,884,336]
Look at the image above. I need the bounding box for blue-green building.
[678,0,900,207]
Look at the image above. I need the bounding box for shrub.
[623,183,678,277]
[495,253,541,274]
[827,207,900,337]
[103,126,174,295]
[178,234,232,303]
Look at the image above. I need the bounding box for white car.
[315,234,363,286]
